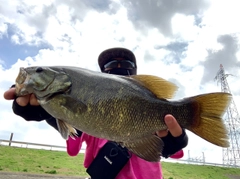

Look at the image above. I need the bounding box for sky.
[0,0,240,164]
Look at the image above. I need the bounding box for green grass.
[0,145,240,178]
[0,145,87,177]
[161,162,240,179]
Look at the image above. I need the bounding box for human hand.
[4,87,39,106]
[4,86,54,123]
[156,114,182,138]
[157,114,188,158]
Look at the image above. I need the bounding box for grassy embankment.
[0,146,240,179]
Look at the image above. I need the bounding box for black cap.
[98,47,137,75]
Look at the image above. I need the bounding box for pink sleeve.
[66,136,83,156]
[169,150,184,159]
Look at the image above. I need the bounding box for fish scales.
[51,68,161,138]
[57,67,193,141]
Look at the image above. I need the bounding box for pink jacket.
[66,133,183,179]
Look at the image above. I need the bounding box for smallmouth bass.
[15,66,231,162]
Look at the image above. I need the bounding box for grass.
[161,162,240,179]
[0,145,87,177]
[0,145,240,178]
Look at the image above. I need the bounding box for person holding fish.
[4,47,192,178]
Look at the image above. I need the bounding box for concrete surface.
[0,172,88,179]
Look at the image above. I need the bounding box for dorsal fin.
[131,75,178,99]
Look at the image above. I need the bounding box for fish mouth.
[15,67,31,96]
[15,67,68,99]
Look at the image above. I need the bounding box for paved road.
[0,172,88,179]
[227,175,240,179]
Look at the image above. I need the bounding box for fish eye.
[36,67,43,73]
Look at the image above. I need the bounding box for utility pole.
[214,64,240,167]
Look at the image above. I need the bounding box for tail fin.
[186,92,232,147]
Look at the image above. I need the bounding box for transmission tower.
[214,64,240,167]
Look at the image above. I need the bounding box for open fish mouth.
[15,67,31,96]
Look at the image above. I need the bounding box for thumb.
[4,88,16,100]
[164,114,182,137]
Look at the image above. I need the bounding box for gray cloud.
[60,0,120,23]
[17,3,56,31]
[201,34,240,84]
[1,1,90,44]
[0,3,57,45]
[84,0,112,12]
[1,0,210,47]
[143,50,155,62]
[120,0,210,36]
[154,41,188,64]
[58,0,93,23]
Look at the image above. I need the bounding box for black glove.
[11,84,51,121]
[13,99,52,122]
[11,82,58,131]
[161,129,188,158]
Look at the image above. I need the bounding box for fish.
[15,66,232,162]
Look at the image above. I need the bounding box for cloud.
[201,34,240,84]
[0,21,8,38]
[83,0,114,12]
[121,0,210,36]
[155,41,189,64]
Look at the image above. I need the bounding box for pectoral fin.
[56,119,78,140]
[124,135,164,162]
